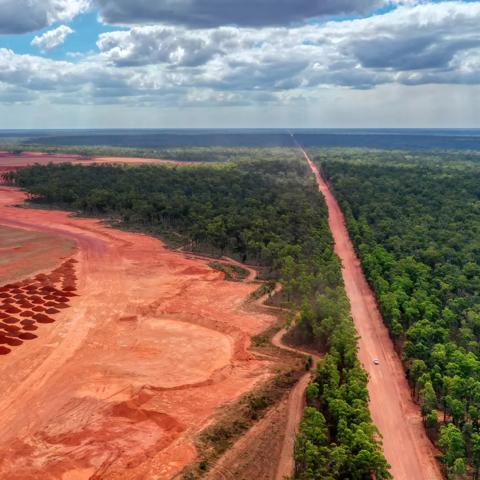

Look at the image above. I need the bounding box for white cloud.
[96,2,480,91]
[32,25,75,52]
[0,0,89,34]
[0,1,479,111]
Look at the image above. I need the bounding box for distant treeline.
[2,129,480,151]
[8,158,390,479]
[317,149,480,479]
[24,133,296,148]
[0,143,302,164]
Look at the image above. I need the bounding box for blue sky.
[0,13,119,59]
[0,0,479,128]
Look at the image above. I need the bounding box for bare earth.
[0,151,191,173]
[303,150,442,480]
[0,186,277,480]
[0,225,75,284]
[270,329,322,480]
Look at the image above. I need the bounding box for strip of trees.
[316,148,480,479]
[8,157,389,479]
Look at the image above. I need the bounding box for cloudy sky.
[0,0,479,128]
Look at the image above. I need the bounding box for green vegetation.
[7,159,320,264]
[294,281,391,480]
[182,367,303,479]
[316,148,480,479]
[8,155,388,479]
[249,280,276,301]
[208,261,249,281]
[0,142,301,163]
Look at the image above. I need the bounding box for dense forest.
[0,143,301,164]
[316,149,480,479]
[2,128,480,151]
[6,158,390,479]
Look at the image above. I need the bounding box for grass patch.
[179,367,303,479]
[249,280,276,300]
[208,261,250,281]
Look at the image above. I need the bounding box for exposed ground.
[270,329,320,480]
[0,186,279,480]
[303,149,442,480]
[0,225,75,284]
[0,151,192,172]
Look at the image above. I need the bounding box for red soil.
[0,151,194,176]
[0,259,77,358]
[0,186,276,479]
[303,150,442,480]
[0,224,75,284]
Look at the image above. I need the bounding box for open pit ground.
[0,152,193,177]
[0,185,283,480]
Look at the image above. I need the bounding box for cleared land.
[0,226,75,284]
[0,186,278,479]
[303,149,442,480]
[0,151,191,171]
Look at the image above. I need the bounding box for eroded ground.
[0,186,277,480]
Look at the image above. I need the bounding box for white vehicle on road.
[373,358,380,365]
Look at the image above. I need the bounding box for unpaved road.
[271,329,319,480]
[302,148,442,480]
[0,186,277,480]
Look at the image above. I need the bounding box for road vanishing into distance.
[301,148,442,480]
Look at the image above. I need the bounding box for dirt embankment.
[302,149,442,480]
[0,186,279,480]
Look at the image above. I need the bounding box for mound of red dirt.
[0,259,77,355]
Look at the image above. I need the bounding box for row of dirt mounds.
[0,258,77,355]
[0,186,277,479]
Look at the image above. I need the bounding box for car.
[373,358,380,365]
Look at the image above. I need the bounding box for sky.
[0,0,479,128]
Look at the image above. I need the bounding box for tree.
[439,424,466,476]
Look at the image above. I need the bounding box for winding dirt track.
[302,148,442,480]
[0,186,277,480]
[271,330,320,480]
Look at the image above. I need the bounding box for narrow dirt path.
[300,147,442,480]
[271,329,320,480]
[0,186,277,480]
[191,259,317,480]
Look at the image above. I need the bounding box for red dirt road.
[303,150,442,480]
[0,186,277,479]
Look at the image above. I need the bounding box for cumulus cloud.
[1,2,480,109]
[97,26,233,67]
[341,2,480,70]
[0,0,89,34]
[32,25,75,51]
[96,3,480,89]
[95,0,384,27]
